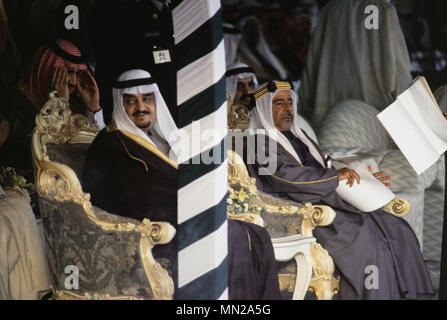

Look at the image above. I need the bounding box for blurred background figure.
[223,23,242,66]
[90,0,177,123]
[226,61,258,110]
[299,0,412,130]
[238,15,289,82]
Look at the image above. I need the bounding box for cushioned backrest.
[46,144,91,183]
[318,99,394,150]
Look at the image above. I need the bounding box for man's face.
[234,76,255,108]
[272,90,294,132]
[123,93,157,132]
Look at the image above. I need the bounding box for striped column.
[173,0,228,300]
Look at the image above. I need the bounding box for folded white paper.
[377,76,447,175]
[336,163,395,212]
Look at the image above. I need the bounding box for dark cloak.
[83,126,280,300]
[242,132,435,300]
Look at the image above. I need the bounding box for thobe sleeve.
[247,136,340,203]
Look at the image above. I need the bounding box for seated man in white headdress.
[243,80,435,300]
[83,69,280,300]
[226,62,259,110]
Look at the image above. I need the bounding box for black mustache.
[281,112,293,119]
[240,94,253,101]
[132,111,150,116]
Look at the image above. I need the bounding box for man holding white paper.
[244,81,434,300]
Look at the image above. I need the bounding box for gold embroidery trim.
[116,132,149,172]
[254,81,292,101]
[271,173,339,185]
[255,159,338,185]
[107,121,178,169]
[243,226,252,251]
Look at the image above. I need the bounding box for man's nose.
[244,83,254,95]
[68,73,77,85]
[136,99,145,110]
[284,103,293,113]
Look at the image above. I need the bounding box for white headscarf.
[239,16,288,80]
[112,69,178,162]
[250,81,325,167]
[226,61,259,102]
[223,23,242,66]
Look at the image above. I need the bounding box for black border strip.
[226,67,255,77]
[48,42,85,65]
[178,139,226,189]
[178,196,227,251]
[223,25,241,34]
[177,75,226,128]
[177,257,228,299]
[113,77,155,89]
[175,8,223,70]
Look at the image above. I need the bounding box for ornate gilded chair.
[227,99,411,300]
[228,98,341,299]
[32,93,175,300]
[227,150,339,300]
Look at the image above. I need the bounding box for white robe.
[0,189,51,300]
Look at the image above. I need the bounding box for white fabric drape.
[223,23,242,66]
[0,190,51,300]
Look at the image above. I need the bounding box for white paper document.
[336,163,395,212]
[377,76,447,175]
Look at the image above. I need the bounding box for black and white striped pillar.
[173,0,228,300]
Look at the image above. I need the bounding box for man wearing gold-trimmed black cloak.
[82,69,280,300]
[243,81,435,300]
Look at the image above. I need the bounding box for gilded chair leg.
[292,248,313,300]
[308,243,340,300]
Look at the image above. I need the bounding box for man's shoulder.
[89,127,122,152]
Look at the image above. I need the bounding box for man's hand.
[337,168,360,187]
[368,165,391,187]
[51,67,69,101]
[77,70,101,113]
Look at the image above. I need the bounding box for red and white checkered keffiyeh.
[19,39,87,108]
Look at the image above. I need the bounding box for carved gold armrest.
[258,192,336,238]
[382,198,411,217]
[228,213,265,227]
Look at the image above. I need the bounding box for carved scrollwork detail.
[228,150,259,196]
[278,274,296,293]
[227,94,250,131]
[139,236,174,300]
[382,198,411,217]
[135,219,176,247]
[228,213,265,227]
[308,243,340,300]
[300,204,336,238]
